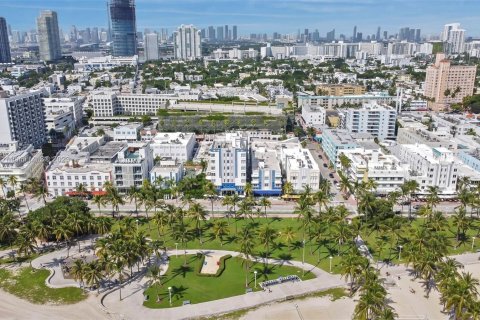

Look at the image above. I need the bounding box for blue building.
[109,0,137,57]
[459,150,480,173]
[321,128,358,169]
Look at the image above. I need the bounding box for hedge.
[195,253,232,277]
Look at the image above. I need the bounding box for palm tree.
[403,180,419,220]
[452,207,470,243]
[18,183,31,212]
[295,196,315,254]
[107,187,125,218]
[152,210,169,242]
[338,153,352,171]
[92,195,106,215]
[0,177,6,198]
[282,181,294,196]
[425,186,440,211]
[314,190,329,216]
[126,186,142,216]
[339,251,368,294]
[83,261,103,292]
[258,197,271,220]
[244,183,253,198]
[338,171,352,197]
[203,181,217,219]
[238,226,256,288]
[7,175,18,196]
[172,223,192,266]
[146,264,163,295]
[70,259,86,289]
[212,220,229,246]
[15,230,36,259]
[258,225,277,265]
[94,217,113,235]
[280,226,296,245]
[188,202,207,244]
[34,183,49,205]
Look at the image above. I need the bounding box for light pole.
[254,270,258,289]
[472,237,476,251]
[398,245,403,261]
[175,243,178,257]
[136,219,139,231]
[329,256,333,273]
[302,239,306,277]
[168,286,172,306]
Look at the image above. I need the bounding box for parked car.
[323,163,328,168]
[329,173,334,178]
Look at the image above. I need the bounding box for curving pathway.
[101,249,344,320]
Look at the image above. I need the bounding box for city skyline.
[0,0,479,37]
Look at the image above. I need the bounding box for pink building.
[424,53,476,111]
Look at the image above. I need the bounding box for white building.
[341,102,397,140]
[173,25,202,61]
[442,23,465,54]
[150,159,184,187]
[145,33,159,61]
[113,123,143,142]
[391,144,459,196]
[205,133,248,194]
[45,110,76,147]
[91,91,170,117]
[0,90,47,149]
[112,142,154,193]
[250,140,282,196]
[297,92,395,110]
[280,146,320,193]
[338,148,408,194]
[150,132,196,162]
[301,105,326,127]
[43,96,85,126]
[74,55,138,72]
[45,137,119,197]
[0,144,44,193]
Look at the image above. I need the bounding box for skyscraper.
[442,23,465,54]
[109,0,137,56]
[353,26,357,41]
[37,11,62,61]
[224,25,229,41]
[376,27,381,41]
[144,33,159,61]
[173,25,202,60]
[232,25,238,41]
[216,26,224,41]
[0,17,11,63]
[326,29,335,42]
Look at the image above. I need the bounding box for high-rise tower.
[109,0,137,56]
[0,17,11,63]
[37,11,62,61]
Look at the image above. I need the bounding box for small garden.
[142,255,314,308]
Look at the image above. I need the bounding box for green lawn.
[0,267,86,304]
[143,255,315,308]
[136,217,344,274]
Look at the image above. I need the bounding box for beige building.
[424,54,476,111]
[315,84,366,96]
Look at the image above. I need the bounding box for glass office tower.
[109,0,137,56]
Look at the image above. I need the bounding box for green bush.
[195,254,232,277]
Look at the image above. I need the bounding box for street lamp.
[168,287,172,306]
[398,245,403,261]
[175,243,179,257]
[472,237,476,251]
[302,239,306,277]
[254,270,258,289]
[136,219,139,231]
[329,256,333,273]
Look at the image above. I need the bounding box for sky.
[0,0,479,37]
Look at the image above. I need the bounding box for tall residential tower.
[0,17,11,63]
[109,0,137,56]
[173,25,202,60]
[37,11,62,61]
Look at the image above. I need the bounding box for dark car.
[329,173,334,178]
[323,163,328,168]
